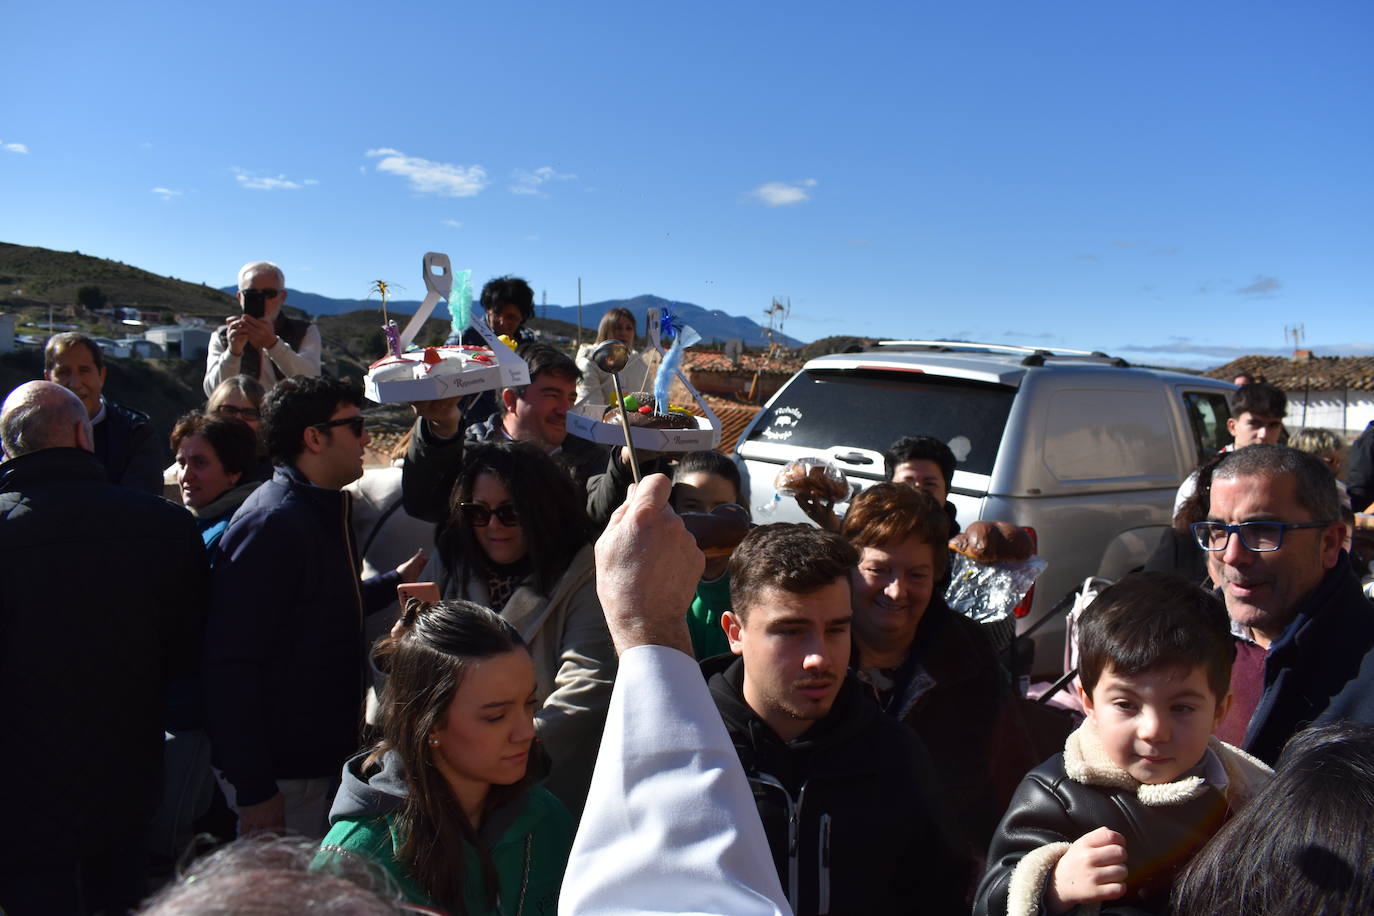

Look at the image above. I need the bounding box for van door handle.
[833,452,873,465]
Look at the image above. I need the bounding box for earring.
[428,736,440,747]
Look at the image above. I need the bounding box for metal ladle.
[591,339,641,484]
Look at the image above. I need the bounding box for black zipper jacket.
[703,655,973,915]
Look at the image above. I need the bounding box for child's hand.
[1046,826,1128,914]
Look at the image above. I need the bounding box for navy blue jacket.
[1242,553,1374,764]
[204,464,400,807]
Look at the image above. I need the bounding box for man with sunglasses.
[204,377,426,838]
[1194,444,1374,763]
[203,260,322,397]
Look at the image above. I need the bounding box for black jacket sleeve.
[973,768,1081,916]
[400,417,464,523]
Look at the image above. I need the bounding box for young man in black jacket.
[705,523,971,915]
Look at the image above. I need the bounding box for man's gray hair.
[1,382,93,458]
[237,260,285,291]
[1213,444,1340,524]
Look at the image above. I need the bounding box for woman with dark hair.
[575,307,642,406]
[169,412,261,550]
[841,482,1039,859]
[319,599,573,913]
[424,440,615,816]
[670,450,749,659]
[1172,721,1374,915]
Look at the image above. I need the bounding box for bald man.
[1,382,210,915]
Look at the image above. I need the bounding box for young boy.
[974,571,1272,916]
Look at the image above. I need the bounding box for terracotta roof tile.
[1204,355,1374,392]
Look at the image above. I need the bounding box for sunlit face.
[45,344,106,418]
[891,459,949,504]
[317,404,370,488]
[429,650,538,808]
[850,538,937,661]
[674,470,741,514]
[1081,663,1230,785]
[176,433,241,509]
[1206,473,1341,646]
[610,316,636,348]
[214,391,262,434]
[724,580,852,741]
[240,271,287,321]
[505,372,576,449]
[486,304,525,338]
[469,472,527,567]
[1227,412,1284,448]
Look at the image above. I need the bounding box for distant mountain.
[228,288,805,348]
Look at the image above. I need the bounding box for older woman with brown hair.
[841,482,1039,859]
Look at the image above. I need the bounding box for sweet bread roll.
[775,462,848,503]
[949,520,1033,562]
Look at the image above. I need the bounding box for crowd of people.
[3,261,1374,915]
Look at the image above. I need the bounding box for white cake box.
[566,405,720,451]
[363,252,529,404]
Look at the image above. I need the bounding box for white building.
[144,325,211,361]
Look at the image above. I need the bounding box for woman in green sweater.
[317,599,572,914]
[671,450,749,660]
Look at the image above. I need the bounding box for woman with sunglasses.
[423,440,615,818]
[318,598,573,913]
[207,374,274,481]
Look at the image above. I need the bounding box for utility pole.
[541,289,547,321]
[577,278,583,348]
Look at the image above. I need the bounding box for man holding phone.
[203,260,322,396]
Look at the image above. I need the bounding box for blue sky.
[3,1,1370,367]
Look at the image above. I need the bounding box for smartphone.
[396,581,440,609]
[241,288,268,319]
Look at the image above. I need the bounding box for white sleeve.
[265,322,322,379]
[203,327,240,397]
[559,646,792,916]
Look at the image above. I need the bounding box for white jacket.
[559,646,792,916]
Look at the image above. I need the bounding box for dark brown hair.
[728,523,858,622]
[169,412,257,479]
[1077,570,1233,699]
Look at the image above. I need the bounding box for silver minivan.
[734,341,1236,677]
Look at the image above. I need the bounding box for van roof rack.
[871,339,1129,367]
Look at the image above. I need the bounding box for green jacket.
[318,751,572,915]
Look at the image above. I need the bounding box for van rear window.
[743,369,1015,476]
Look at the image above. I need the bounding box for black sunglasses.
[216,405,261,421]
[458,502,520,527]
[314,416,366,437]
[246,288,282,299]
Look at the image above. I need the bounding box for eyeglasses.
[216,405,261,421]
[314,416,366,438]
[1190,520,1331,553]
[458,502,520,527]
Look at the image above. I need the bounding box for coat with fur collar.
[972,721,1272,916]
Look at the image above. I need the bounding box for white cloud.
[1237,275,1282,296]
[510,165,575,196]
[230,167,308,190]
[2,141,29,154]
[303,178,319,186]
[150,187,183,200]
[442,219,462,228]
[366,147,487,197]
[748,178,817,207]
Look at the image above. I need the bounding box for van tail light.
[1012,527,1038,619]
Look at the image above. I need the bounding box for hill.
[0,242,237,320]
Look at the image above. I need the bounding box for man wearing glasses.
[1192,444,1374,763]
[203,260,322,396]
[204,377,426,837]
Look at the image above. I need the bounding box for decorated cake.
[602,391,698,430]
[367,345,498,383]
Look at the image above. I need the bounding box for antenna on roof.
[1284,323,1305,351]
[763,297,790,358]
